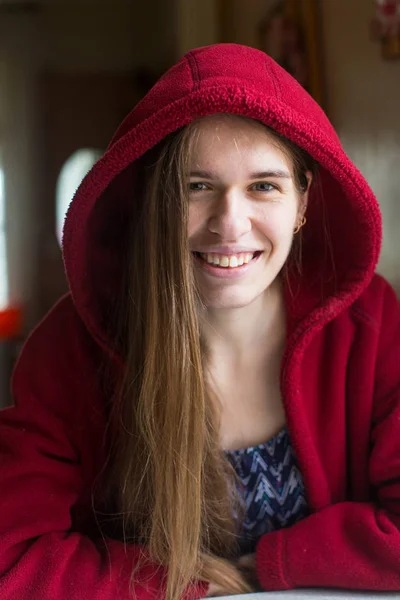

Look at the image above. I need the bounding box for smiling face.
[188,115,310,309]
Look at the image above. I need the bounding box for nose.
[207,188,251,240]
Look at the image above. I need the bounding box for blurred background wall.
[0,0,399,404]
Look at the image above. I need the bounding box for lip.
[193,251,262,279]
[192,246,263,255]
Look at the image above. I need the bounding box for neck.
[199,277,286,365]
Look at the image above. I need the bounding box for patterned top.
[225,426,309,555]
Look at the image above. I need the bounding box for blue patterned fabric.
[225,426,309,555]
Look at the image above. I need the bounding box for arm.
[256,282,400,592]
[0,300,206,600]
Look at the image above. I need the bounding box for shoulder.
[14,294,99,374]
[12,294,105,416]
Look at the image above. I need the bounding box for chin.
[199,288,267,310]
[195,267,282,310]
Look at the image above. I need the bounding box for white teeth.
[199,252,257,268]
[229,256,238,268]
[220,256,229,267]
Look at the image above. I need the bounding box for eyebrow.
[189,169,291,180]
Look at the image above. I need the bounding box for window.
[56,148,103,245]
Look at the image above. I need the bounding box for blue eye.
[252,182,276,192]
[189,182,208,192]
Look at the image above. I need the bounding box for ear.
[305,170,313,192]
[298,170,313,218]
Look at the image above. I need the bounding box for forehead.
[189,114,291,170]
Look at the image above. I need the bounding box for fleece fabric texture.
[1,43,400,599]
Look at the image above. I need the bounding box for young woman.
[0,43,399,600]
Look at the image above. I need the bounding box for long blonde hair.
[100,116,317,600]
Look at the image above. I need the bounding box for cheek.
[188,204,207,237]
[258,207,297,242]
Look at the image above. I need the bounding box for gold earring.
[293,216,306,234]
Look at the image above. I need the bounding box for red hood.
[62,43,382,354]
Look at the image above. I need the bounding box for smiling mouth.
[192,251,263,269]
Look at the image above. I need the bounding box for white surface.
[212,591,400,599]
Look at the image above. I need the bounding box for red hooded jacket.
[1,43,400,599]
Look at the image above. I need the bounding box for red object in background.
[0,306,23,340]
[378,0,398,17]
[371,0,400,58]
[377,0,400,34]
